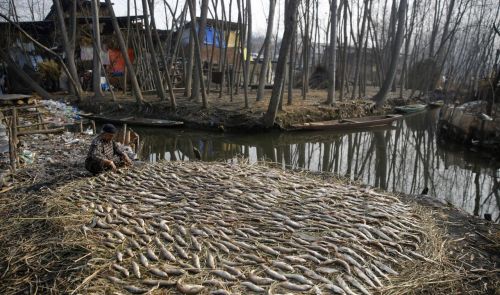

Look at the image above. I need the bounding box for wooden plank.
[18,127,65,136]
[0,94,32,101]
[17,122,51,129]
[0,104,40,111]
[7,118,16,173]
[340,119,357,123]
[11,108,18,168]
[34,100,48,130]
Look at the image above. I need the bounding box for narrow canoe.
[394,104,428,113]
[428,100,444,108]
[80,113,184,128]
[288,114,402,131]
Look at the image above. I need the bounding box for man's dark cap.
[102,123,117,134]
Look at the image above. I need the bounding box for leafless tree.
[256,0,276,102]
[263,0,299,127]
[373,0,407,107]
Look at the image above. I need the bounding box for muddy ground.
[73,88,421,131]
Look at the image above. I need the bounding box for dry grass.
[0,185,94,295]
[379,206,500,295]
[1,162,498,295]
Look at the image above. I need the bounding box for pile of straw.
[0,188,93,294]
[0,161,498,294]
[379,207,500,294]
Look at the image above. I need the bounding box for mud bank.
[75,91,382,132]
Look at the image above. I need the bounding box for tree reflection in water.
[137,109,499,221]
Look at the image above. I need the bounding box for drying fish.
[212,269,238,281]
[278,281,312,292]
[131,261,141,279]
[325,284,347,294]
[210,289,231,295]
[107,275,125,285]
[206,252,216,269]
[263,267,287,281]
[241,281,266,292]
[162,267,186,275]
[174,244,190,260]
[146,248,159,261]
[223,264,245,278]
[138,253,149,268]
[284,255,307,264]
[272,261,294,272]
[336,276,357,295]
[112,263,129,277]
[249,271,275,285]
[345,274,371,295]
[176,279,205,294]
[142,279,176,287]
[353,266,376,288]
[123,285,149,294]
[149,267,169,278]
[283,273,313,285]
[116,251,123,262]
[61,161,427,294]
[373,260,398,275]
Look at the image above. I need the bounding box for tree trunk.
[243,0,252,108]
[256,0,277,101]
[373,0,407,108]
[53,0,82,96]
[287,20,297,106]
[184,1,195,98]
[187,0,208,108]
[91,0,103,97]
[351,0,369,100]
[142,0,166,100]
[105,0,144,103]
[263,0,299,127]
[302,0,311,100]
[192,0,209,101]
[219,0,229,98]
[148,0,177,109]
[326,0,338,105]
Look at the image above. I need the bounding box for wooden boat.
[80,113,184,128]
[394,104,427,113]
[428,100,444,108]
[288,114,402,131]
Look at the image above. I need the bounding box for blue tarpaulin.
[181,25,226,48]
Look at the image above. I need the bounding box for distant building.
[177,17,242,66]
[0,0,145,93]
[176,18,275,85]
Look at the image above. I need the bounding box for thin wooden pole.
[122,123,127,144]
[12,107,18,166]
[7,118,16,173]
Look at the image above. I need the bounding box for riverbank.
[438,102,500,152]
[74,88,421,132]
[0,130,498,294]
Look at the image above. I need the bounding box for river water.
[134,109,499,221]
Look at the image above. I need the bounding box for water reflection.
[135,109,499,221]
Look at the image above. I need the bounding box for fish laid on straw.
[53,161,431,294]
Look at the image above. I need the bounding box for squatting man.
[85,123,132,174]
